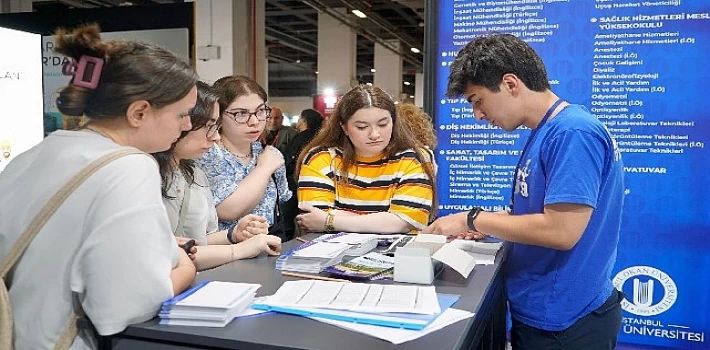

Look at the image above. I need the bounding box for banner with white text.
[431,1,709,348]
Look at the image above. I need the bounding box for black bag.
[268,174,287,240]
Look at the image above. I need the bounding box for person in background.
[296,85,435,234]
[396,103,438,175]
[261,106,297,156]
[423,33,625,350]
[153,82,281,271]
[197,75,291,241]
[0,24,198,349]
[282,108,324,238]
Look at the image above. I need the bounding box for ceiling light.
[409,95,415,98]
[410,47,421,53]
[404,81,411,86]
[352,10,367,18]
[366,82,373,86]
[370,68,376,73]
[296,59,301,63]
[315,71,319,74]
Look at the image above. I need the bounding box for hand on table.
[232,214,269,242]
[295,204,328,233]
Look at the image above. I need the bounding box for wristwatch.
[467,207,485,231]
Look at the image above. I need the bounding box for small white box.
[394,247,435,285]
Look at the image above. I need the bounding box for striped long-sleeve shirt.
[297,147,433,230]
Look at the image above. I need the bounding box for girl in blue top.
[196,76,292,241]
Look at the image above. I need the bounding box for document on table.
[263,280,441,314]
[309,308,475,344]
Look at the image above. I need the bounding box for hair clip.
[62,55,104,90]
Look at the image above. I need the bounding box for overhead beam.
[267,0,317,25]
[266,26,317,53]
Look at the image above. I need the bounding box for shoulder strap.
[271,174,280,217]
[0,147,145,350]
[174,184,191,237]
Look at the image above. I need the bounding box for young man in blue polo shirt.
[424,34,625,349]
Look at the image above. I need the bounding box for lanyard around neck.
[509,99,564,210]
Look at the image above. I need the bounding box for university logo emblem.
[613,266,677,316]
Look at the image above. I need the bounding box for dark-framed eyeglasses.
[205,122,222,138]
[224,106,272,124]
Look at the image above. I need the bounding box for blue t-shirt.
[196,141,292,232]
[506,104,624,331]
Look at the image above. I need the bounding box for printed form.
[265,280,441,314]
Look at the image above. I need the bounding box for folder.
[253,293,459,330]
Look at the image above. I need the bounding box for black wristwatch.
[227,226,238,244]
[467,207,485,231]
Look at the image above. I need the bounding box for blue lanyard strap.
[509,99,564,210]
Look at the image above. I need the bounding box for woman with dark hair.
[295,85,435,234]
[196,75,291,241]
[153,82,281,271]
[0,24,198,348]
[282,108,324,238]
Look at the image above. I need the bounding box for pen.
[281,271,352,283]
[296,237,310,243]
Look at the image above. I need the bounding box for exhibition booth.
[0,0,708,348]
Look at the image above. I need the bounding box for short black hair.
[447,33,550,97]
[300,108,323,130]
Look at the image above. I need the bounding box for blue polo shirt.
[506,104,624,331]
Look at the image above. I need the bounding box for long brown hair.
[296,85,437,217]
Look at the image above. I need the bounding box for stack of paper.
[160,281,260,327]
[317,232,379,256]
[253,280,448,330]
[276,240,350,273]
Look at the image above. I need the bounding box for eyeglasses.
[224,106,272,124]
[205,122,222,138]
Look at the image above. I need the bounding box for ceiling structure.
[28,0,426,97]
[266,0,425,97]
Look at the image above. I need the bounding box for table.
[108,235,507,350]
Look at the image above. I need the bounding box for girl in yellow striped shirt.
[295,85,436,234]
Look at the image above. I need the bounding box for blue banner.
[432,1,709,348]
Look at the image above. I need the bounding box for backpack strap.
[0,148,145,350]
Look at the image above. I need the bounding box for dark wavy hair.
[300,108,323,130]
[53,23,197,118]
[152,81,220,199]
[447,33,549,97]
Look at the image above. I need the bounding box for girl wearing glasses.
[153,82,282,271]
[296,85,436,234]
[197,75,292,241]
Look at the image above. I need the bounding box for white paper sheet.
[308,308,475,344]
[431,244,476,278]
